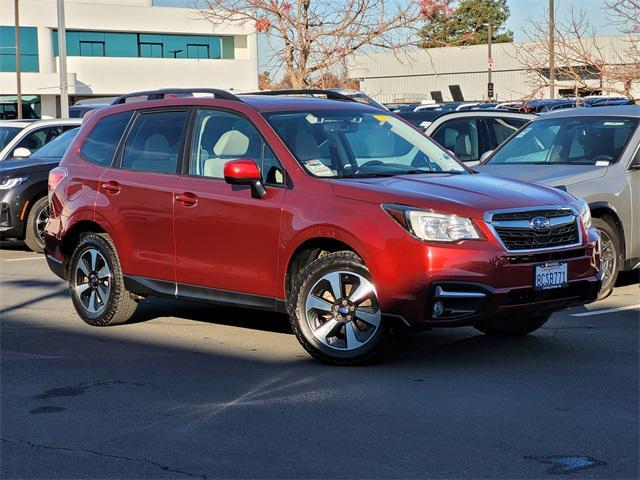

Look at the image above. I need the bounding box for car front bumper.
[370,227,602,327]
[0,188,28,240]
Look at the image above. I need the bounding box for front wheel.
[24,197,49,253]
[68,233,138,326]
[288,251,394,365]
[474,312,551,337]
[592,217,621,300]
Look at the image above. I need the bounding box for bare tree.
[199,0,454,88]
[514,2,639,101]
[605,1,640,98]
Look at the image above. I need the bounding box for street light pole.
[56,0,69,118]
[487,23,493,101]
[14,0,22,120]
[549,0,555,99]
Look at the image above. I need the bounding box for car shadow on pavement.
[0,240,31,252]
[128,298,293,335]
[617,269,640,287]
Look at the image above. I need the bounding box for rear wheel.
[592,217,621,300]
[68,233,138,326]
[288,251,394,365]
[24,197,49,253]
[474,312,551,337]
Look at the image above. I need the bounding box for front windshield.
[0,127,21,150]
[486,116,638,165]
[31,128,79,159]
[263,110,466,178]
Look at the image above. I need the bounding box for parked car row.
[1,88,636,365]
[391,95,634,115]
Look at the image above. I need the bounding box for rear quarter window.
[80,111,133,166]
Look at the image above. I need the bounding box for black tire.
[23,196,48,253]
[68,233,138,326]
[474,312,551,337]
[592,217,621,300]
[288,251,394,365]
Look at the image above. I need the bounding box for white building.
[0,0,258,118]
[348,36,638,104]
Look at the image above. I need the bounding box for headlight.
[0,176,28,190]
[383,204,480,242]
[576,198,592,229]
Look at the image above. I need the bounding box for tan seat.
[203,130,250,178]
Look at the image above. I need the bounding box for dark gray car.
[477,106,640,298]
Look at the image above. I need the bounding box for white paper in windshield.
[305,159,335,177]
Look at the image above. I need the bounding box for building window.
[52,30,234,60]
[187,44,210,59]
[139,42,163,58]
[0,26,39,72]
[79,41,105,57]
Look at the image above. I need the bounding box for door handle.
[101,180,120,194]
[175,192,198,207]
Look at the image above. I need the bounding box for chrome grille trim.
[484,206,583,253]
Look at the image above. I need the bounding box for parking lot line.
[571,304,640,317]
[2,257,44,262]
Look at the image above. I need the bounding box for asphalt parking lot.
[1,243,638,479]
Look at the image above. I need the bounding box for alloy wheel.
[73,248,111,315]
[35,204,49,244]
[598,228,617,291]
[304,271,381,351]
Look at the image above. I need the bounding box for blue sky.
[153,0,618,69]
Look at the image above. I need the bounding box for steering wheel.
[357,160,385,170]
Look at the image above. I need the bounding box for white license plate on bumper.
[534,262,568,290]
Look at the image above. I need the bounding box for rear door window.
[431,118,479,161]
[121,110,188,174]
[81,111,133,166]
[14,127,62,154]
[485,117,528,146]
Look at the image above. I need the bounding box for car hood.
[0,157,60,177]
[475,163,607,187]
[330,173,576,218]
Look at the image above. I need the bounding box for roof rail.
[241,89,358,103]
[111,88,241,105]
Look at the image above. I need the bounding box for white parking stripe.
[2,257,43,262]
[571,304,640,317]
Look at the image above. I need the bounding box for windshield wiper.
[399,169,466,175]
[336,169,466,179]
[336,172,398,179]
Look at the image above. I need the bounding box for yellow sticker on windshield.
[373,115,390,123]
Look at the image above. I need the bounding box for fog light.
[433,301,445,318]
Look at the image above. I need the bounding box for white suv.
[0,118,81,161]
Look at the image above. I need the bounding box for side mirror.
[479,150,494,163]
[223,159,267,199]
[13,147,32,158]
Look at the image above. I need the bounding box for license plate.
[534,262,568,290]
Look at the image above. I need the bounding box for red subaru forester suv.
[45,89,602,365]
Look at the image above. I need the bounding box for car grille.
[492,208,573,221]
[488,208,580,251]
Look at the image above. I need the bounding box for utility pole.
[57,0,69,118]
[487,23,493,101]
[549,0,555,99]
[14,0,22,119]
